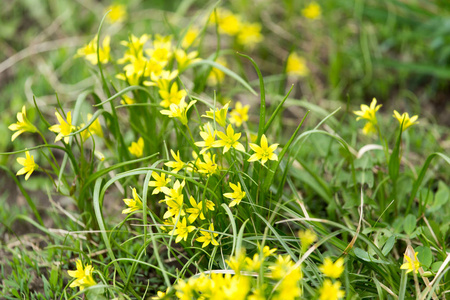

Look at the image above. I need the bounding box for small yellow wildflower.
[117,34,150,64]
[229,101,250,127]
[213,124,245,153]
[393,110,419,131]
[207,57,227,86]
[145,34,173,63]
[174,217,196,243]
[195,123,216,155]
[143,70,178,90]
[223,181,246,207]
[164,150,185,173]
[286,52,309,77]
[105,4,127,23]
[319,279,345,300]
[226,251,247,274]
[186,196,206,223]
[160,99,197,126]
[237,22,263,49]
[195,153,219,176]
[79,113,103,141]
[353,98,382,124]
[216,10,242,36]
[182,28,200,49]
[161,180,186,219]
[400,251,420,274]
[120,95,135,105]
[298,229,317,251]
[175,49,201,72]
[245,254,262,272]
[202,102,229,127]
[302,2,322,20]
[122,187,143,214]
[261,245,277,257]
[75,35,110,65]
[117,55,155,85]
[67,259,97,291]
[159,82,187,108]
[8,106,37,141]
[128,137,144,158]
[148,172,171,195]
[48,111,76,144]
[362,121,377,136]
[196,223,219,248]
[269,255,298,280]
[152,288,170,299]
[319,257,345,278]
[16,151,38,181]
[248,134,279,165]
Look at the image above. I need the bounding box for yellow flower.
[75,35,110,65]
[248,134,279,165]
[302,2,322,20]
[174,217,196,243]
[160,99,197,126]
[161,180,186,219]
[196,223,219,248]
[298,229,317,251]
[48,111,76,144]
[353,98,382,124]
[223,181,246,207]
[319,279,345,300]
[175,49,201,72]
[393,110,419,131]
[8,106,37,141]
[145,34,173,63]
[213,124,245,154]
[117,34,150,64]
[164,150,185,173]
[202,102,229,127]
[216,10,242,36]
[186,196,206,223]
[79,113,103,141]
[319,257,345,278]
[122,187,143,214]
[143,70,178,90]
[269,255,298,280]
[128,137,144,158]
[16,151,38,181]
[226,251,247,274]
[261,245,277,257]
[195,153,219,176]
[245,254,262,272]
[237,22,263,49]
[362,121,377,136]
[229,101,250,127]
[207,57,227,86]
[105,4,127,23]
[400,251,420,274]
[148,172,171,195]
[182,28,200,49]
[286,52,309,77]
[159,82,187,108]
[117,55,155,85]
[195,123,216,154]
[67,259,97,291]
[152,288,170,299]
[120,95,135,105]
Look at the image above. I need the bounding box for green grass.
[1,0,449,299]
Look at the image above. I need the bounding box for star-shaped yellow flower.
[164,150,185,173]
[48,111,76,144]
[223,182,246,207]
[173,217,196,243]
[319,279,345,300]
[75,35,110,65]
[196,223,219,248]
[302,2,322,20]
[400,251,420,274]
[248,134,279,165]
[213,124,245,154]
[319,257,345,278]
[195,123,216,155]
[16,151,39,181]
[353,98,382,124]
[393,110,419,131]
[229,101,250,127]
[8,106,37,141]
[148,172,171,195]
[122,187,143,214]
[202,102,229,127]
[128,137,144,158]
[159,82,187,108]
[67,259,97,291]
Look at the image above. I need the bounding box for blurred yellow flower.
[160,99,197,126]
[286,52,309,77]
[164,150,185,173]
[298,229,317,251]
[75,35,110,65]
[319,257,345,278]
[196,223,219,248]
[16,151,38,181]
[207,57,227,86]
[223,181,246,207]
[145,34,173,63]
[175,49,201,72]
[400,251,420,274]
[229,101,250,127]
[128,137,144,157]
[202,102,229,127]
[319,279,345,300]
[261,245,277,257]
[120,95,135,105]
[248,134,279,165]
[302,2,322,20]
[159,82,187,108]
[122,187,143,214]
[152,288,170,300]
[393,110,419,131]
[174,217,196,243]
[237,22,263,49]
[67,259,97,291]
[143,70,178,90]
[8,106,37,141]
[214,9,242,36]
[148,172,171,195]
[49,111,76,144]
[362,121,377,136]
[117,34,150,64]
[269,255,299,280]
[79,113,103,141]
[182,27,200,49]
[354,98,382,124]
[105,4,127,23]
[213,124,245,153]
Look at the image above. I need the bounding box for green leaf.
[415,246,432,268]
[404,214,416,235]
[354,248,390,264]
[382,235,396,256]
